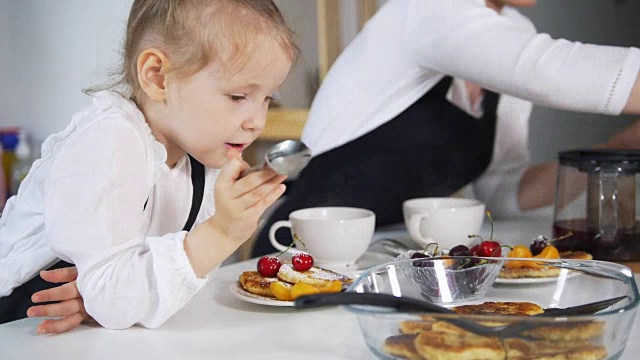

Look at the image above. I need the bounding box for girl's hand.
[27,266,90,335]
[210,149,287,244]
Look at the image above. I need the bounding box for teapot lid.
[559,149,640,174]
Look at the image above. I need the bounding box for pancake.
[521,320,605,342]
[503,338,607,360]
[276,263,353,287]
[398,320,436,335]
[499,251,592,279]
[413,330,505,360]
[382,334,422,360]
[239,271,279,297]
[452,301,544,316]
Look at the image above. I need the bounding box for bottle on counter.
[10,129,33,196]
[0,127,20,199]
[0,146,6,211]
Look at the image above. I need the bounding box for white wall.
[0,0,133,146]
[0,0,10,120]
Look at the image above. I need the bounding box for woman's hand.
[26,266,89,335]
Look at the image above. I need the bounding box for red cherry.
[479,240,502,257]
[469,244,481,256]
[257,256,281,277]
[292,252,314,271]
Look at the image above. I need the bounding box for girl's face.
[158,39,293,169]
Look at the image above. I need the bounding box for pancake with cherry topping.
[276,263,353,287]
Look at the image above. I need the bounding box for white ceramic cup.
[269,207,376,267]
[403,198,485,249]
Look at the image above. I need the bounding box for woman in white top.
[0,0,296,332]
[251,0,640,256]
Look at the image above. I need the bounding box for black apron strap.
[183,155,205,232]
[144,155,206,232]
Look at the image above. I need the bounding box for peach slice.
[270,281,294,301]
[317,280,343,294]
[290,282,320,300]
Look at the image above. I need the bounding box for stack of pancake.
[239,262,353,300]
[383,301,606,360]
[499,250,593,279]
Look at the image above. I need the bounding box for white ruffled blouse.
[0,91,219,329]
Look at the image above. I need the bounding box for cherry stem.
[275,233,308,258]
[467,234,484,242]
[486,210,494,241]
[551,231,574,242]
[275,240,295,258]
[293,233,309,252]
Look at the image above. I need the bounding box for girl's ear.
[137,49,171,101]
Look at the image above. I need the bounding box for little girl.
[0,0,297,330]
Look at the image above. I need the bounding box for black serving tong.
[295,292,628,337]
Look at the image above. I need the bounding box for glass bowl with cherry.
[395,249,503,303]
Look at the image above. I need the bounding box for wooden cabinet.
[257,0,378,142]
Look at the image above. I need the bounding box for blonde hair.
[87,0,298,99]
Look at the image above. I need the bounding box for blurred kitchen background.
[1,0,640,207]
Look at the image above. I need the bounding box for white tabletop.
[1,214,638,360]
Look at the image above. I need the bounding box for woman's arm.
[624,75,640,113]
[404,0,640,115]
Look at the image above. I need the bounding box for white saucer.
[229,282,294,307]
[494,271,579,285]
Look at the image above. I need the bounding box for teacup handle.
[269,220,295,253]
[409,213,434,246]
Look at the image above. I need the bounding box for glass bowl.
[395,252,503,303]
[345,257,639,360]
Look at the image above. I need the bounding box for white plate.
[494,271,579,285]
[229,282,294,307]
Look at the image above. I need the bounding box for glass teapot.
[553,150,640,261]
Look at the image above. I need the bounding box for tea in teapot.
[553,150,640,261]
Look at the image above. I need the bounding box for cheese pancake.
[453,301,544,316]
[413,330,505,360]
[503,338,607,360]
[239,271,279,297]
[398,320,436,335]
[382,335,422,360]
[500,251,592,279]
[522,320,605,342]
[277,263,353,287]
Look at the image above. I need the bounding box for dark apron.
[253,76,500,257]
[0,155,205,324]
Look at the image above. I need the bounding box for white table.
[1,215,639,360]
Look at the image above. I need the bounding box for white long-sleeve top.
[302,0,640,215]
[0,91,219,329]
